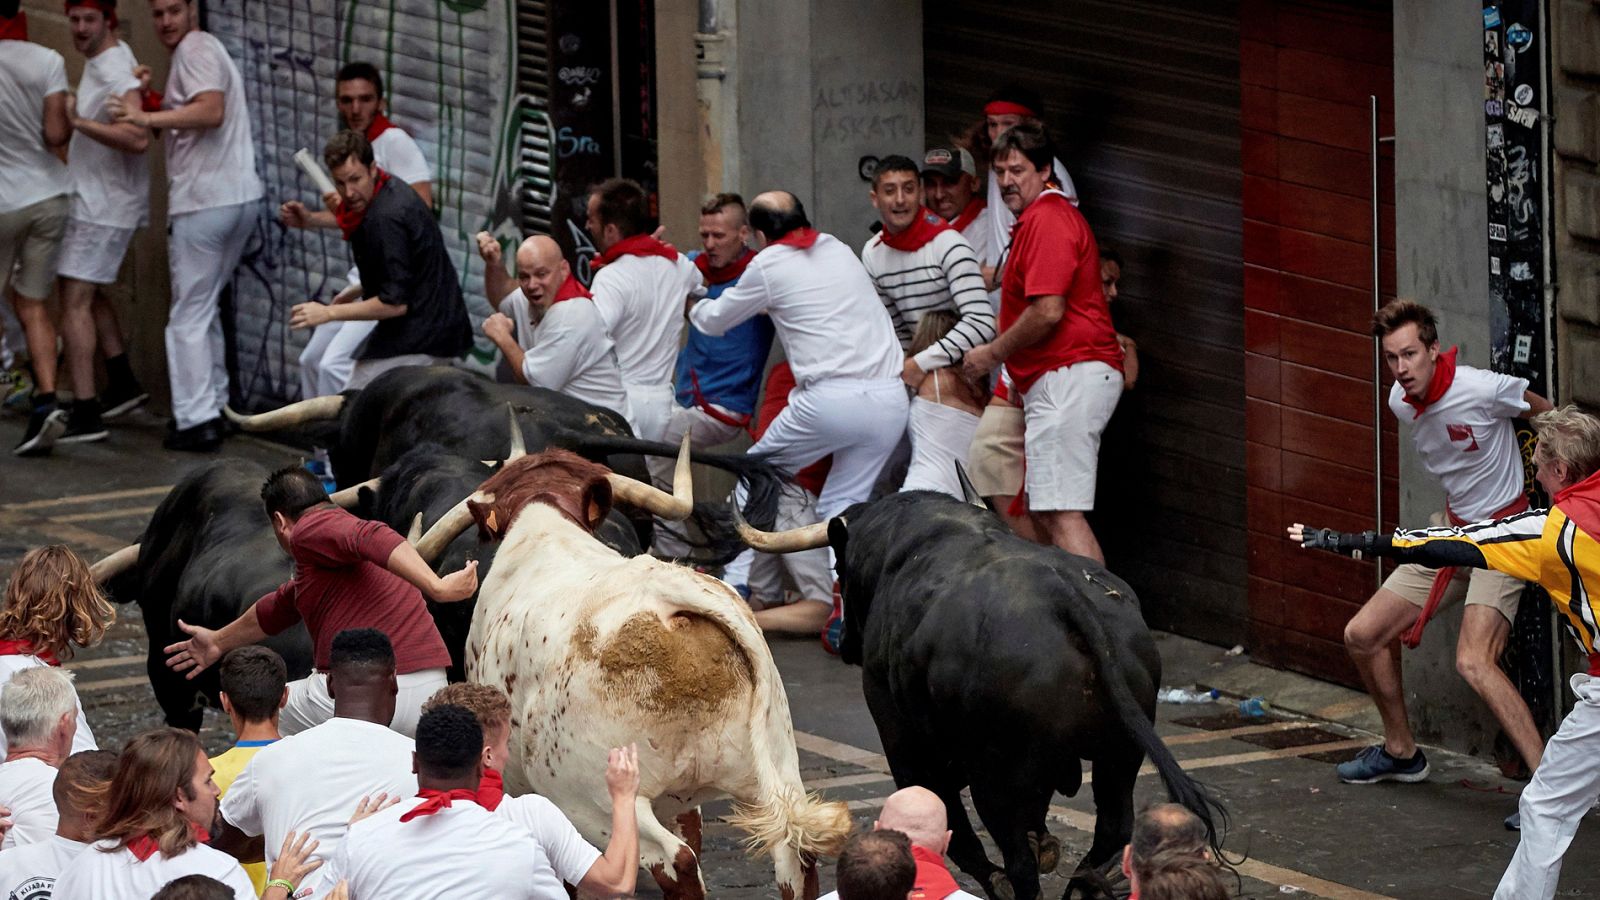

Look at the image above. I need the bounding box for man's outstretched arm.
[1288,513,1547,583]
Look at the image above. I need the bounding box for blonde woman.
[901,310,986,499]
[0,545,116,759]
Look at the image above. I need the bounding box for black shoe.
[99,379,150,420]
[58,401,109,444]
[162,417,224,452]
[13,405,67,457]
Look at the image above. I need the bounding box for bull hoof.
[986,871,1015,900]
[1036,832,1062,875]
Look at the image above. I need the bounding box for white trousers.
[278,667,448,739]
[625,381,675,443]
[298,319,376,398]
[166,202,255,429]
[650,401,748,558]
[723,376,909,587]
[746,486,834,604]
[1494,673,1600,900]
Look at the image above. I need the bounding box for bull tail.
[1045,568,1230,856]
[727,786,852,859]
[663,576,850,865]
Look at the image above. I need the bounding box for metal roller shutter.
[924,0,1247,644]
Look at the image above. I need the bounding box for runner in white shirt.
[318,705,568,900]
[53,729,256,900]
[280,61,434,402]
[971,85,1078,259]
[421,683,641,896]
[478,233,628,413]
[585,177,704,441]
[691,191,910,608]
[110,0,264,453]
[213,630,416,898]
[0,668,81,849]
[1333,300,1552,827]
[0,4,74,457]
[55,1,152,446]
[0,749,115,900]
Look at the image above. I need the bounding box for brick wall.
[1241,0,1398,686]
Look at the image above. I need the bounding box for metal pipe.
[1371,94,1384,589]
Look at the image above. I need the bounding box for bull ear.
[467,498,500,541]
[585,479,615,531]
[826,516,849,551]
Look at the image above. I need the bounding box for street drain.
[1171,711,1287,730]
[1234,726,1346,750]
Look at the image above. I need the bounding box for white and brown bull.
[412,442,850,899]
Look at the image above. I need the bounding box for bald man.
[819,787,980,900]
[477,231,627,412]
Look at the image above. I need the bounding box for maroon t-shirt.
[253,506,451,674]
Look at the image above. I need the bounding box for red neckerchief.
[766,227,820,252]
[0,640,57,667]
[336,167,390,241]
[1401,346,1458,418]
[364,112,397,143]
[594,234,679,269]
[0,11,27,40]
[476,768,505,812]
[948,197,987,233]
[695,247,754,286]
[549,275,592,307]
[399,788,482,823]
[879,208,952,253]
[127,822,209,862]
[909,846,962,900]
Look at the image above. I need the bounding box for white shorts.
[56,218,136,285]
[279,667,448,738]
[1020,361,1122,511]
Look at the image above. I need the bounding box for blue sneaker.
[820,582,844,656]
[304,458,337,494]
[1336,745,1429,784]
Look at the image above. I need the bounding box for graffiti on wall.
[210,0,526,406]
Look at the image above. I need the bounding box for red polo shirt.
[999,191,1122,394]
[254,506,451,674]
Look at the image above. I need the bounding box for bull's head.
[412,432,694,563]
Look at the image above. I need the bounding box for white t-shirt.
[344,128,431,287]
[218,717,414,896]
[323,800,567,899]
[52,841,254,900]
[958,205,1001,314]
[588,252,704,386]
[1389,363,1530,521]
[495,793,603,887]
[68,41,150,228]
[0,758,57,850]
[0,657,95,762]
[500,288,628,413]
[690,233,902,388]
[0,833,88,900]
[163,30,263,215]
[985,156,1076,260]
[0,40,71,214]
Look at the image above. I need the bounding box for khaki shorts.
[0,195,69,300]
[968,402,1025,498]
[1382,562,1524,623]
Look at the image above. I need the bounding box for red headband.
[63,0,117,27]
[984,100,1037,119]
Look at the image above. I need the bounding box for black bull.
[830,492,1226,900]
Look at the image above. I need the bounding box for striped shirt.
[1381,484,1600,667]
[860,229,995,372]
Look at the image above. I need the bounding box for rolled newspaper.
[293,148,338,197]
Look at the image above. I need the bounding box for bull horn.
[223,395,346,432]
[954,462,986,509]
[731,499,831,553]
[506,404,526,460]
[89,544,141,583]
[414,491,494,564]
[328,477,380,509]
[605,434,693,520]
[407,512,425,544]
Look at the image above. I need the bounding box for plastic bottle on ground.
[1239,696,1271,717]
[1158,687,1221,704]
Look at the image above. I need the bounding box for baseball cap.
[921,146,976,180]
